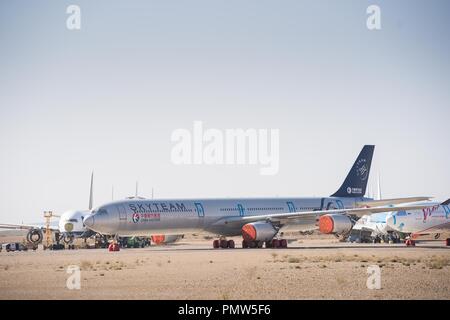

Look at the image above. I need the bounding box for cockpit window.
[67,219,78,222]
[98,209,108,215]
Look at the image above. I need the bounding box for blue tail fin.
[331,145,375,198]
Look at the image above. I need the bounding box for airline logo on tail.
[356,159,369,181]
[332,145,374,198]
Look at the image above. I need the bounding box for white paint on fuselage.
[352,212,393,235]
[386,204,450,234]
[58,210,90,235]
[87,196,368,237]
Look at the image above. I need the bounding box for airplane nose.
[82,208,119,235]
[83,216,94,228]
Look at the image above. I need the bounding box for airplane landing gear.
[446,238,450,246]
[63,234,75,250]
[212,237,235,249]
[242,238,288,249]
[266,239,288,248]
[405,239,416,246]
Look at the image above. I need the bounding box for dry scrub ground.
[1,236,449,299]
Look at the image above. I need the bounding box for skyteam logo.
[355,159,369,181]
[132,213,140,223]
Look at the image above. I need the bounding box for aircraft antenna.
[377,173,382,200]
[88,172,94,210]
[135,181,139,197]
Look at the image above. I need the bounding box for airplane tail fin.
[331,145,375,198]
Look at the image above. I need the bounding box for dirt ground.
[0,233,449,300]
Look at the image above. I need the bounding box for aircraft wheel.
[265,241,272,248]
[257,241,263,248]
[248,241,257,249]
[242,240,249,248]
[227,240,235,249]
[446,238,450,246]
[220,239,228,249]
[272,239,280,248]
[213,240,220,249]
[280,239,288,248]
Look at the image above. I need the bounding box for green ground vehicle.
[122,237,149,248]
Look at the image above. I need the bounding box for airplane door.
[237,204,245,217]
[287,201,296,213]
[117,205,127,220]
[194,203,205,218]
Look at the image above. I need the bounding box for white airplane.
[0,173,95,245]
[83,145,432,249]
[386,199,450,246]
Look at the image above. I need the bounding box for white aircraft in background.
[0,173,95,245]
[349,174,405,243]
[386,199,450,246]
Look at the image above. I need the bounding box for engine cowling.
[318,214,353,235]
[242,221,277,242]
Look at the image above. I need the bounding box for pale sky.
[1,0,449,223]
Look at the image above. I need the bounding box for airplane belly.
[417,221,450,234]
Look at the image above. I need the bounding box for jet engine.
[318,214,353,235]
[242,221,277,242]
[26,228,43,244]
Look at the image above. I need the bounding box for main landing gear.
[212,237,288,249]
[446,238,450,246]
[242,239,288,249]
[405,239,416,246]
[212,237,235,249]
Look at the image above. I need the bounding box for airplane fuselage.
[86,196,368,237]
[386,204,450,234]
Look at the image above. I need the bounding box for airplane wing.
[211,204,433,228]
[354,197,432,208]
[0,223,59,232]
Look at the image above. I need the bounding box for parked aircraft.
[84,145,431,248]
[0,173,95,245]
[386,199,450,246]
